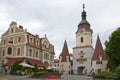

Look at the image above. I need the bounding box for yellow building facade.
[0,21,55,67]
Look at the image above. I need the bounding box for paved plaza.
[0,74,93,80]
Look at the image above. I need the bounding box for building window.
[80,51,83,53]
[9,38,13,44]
[29,49,32,56]
[91,38,92,44]
[36,41,39,46]
[17,48,20,55]
[2,60,4,65]
[36,51,38,58]
[4,40,6,45]
[3,50,5,56]
[11,28,14,33]
[81,37,84,43]
[8,47,12,54]
[44,53,49,59]
[50,56,53,60]
[29,38,32,43]
[18,37,21,43]
[41,53,42,58]
[96,61,102,64]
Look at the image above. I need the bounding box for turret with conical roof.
[93,35,106,60]
[59,40,70,62]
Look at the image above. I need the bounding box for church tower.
[76,4,93,47]
[73,4,94,75]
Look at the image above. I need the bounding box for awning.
[19,62,34,68]
[4,58,45,67]
[26,58,45,67]
[4,58,23,66]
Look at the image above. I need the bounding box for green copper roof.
[79,20,90,25]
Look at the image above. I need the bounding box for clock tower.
[73,4,94,75]
[76,4,93,47]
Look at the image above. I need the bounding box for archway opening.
[77,66,85,75]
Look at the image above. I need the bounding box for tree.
[105,28,120,71]
[33,64,39,72]
[10,60,22,75]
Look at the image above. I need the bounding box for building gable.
[2,21,25,37]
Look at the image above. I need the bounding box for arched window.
[11,28,13,33]
[8,47,12,54]
[18,37,21,43]
[81,37,84,43]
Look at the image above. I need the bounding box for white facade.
[92,60,107,73]
[73,47,93,74]
[59,62,71,74]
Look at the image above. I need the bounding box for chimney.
[19,25,23,29]
[35,34,39,38]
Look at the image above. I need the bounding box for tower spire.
[82,4,86,20]
[78,4,91,26]
[83,4,85,11]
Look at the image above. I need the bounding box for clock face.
[79,28,84,33]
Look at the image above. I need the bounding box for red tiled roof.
[59,40,70,62]
[4,58,45,67]
[76,24,93,34]
[92,35,106,60]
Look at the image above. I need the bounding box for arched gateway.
[77,66,85,75]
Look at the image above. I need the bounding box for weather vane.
[83,4,85,10]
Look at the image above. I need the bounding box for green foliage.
[105,28,120,70]
[33,64,39,72]
[43,67,47,71]
[33,69,59,78]
[116,65,120,77]
[10,60,22,75]
[33,71,46,77]
[47,69,59,74]
[93,71,117,78]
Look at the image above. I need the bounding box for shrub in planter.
[33,71,46,78]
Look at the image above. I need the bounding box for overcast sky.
[0,0,120,58]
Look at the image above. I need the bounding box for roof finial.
[83,4,85,11]
[45,34,46,37]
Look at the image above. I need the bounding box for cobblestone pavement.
[0,75,93,80]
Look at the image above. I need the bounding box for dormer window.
[43,41,48,48]
[3,40,6,45]
[96,61,102,64]
[99,55,102,61]
[36,41,39,46]
[29,38,32,43]
[11,28,13,33]
[18,37,21,43]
